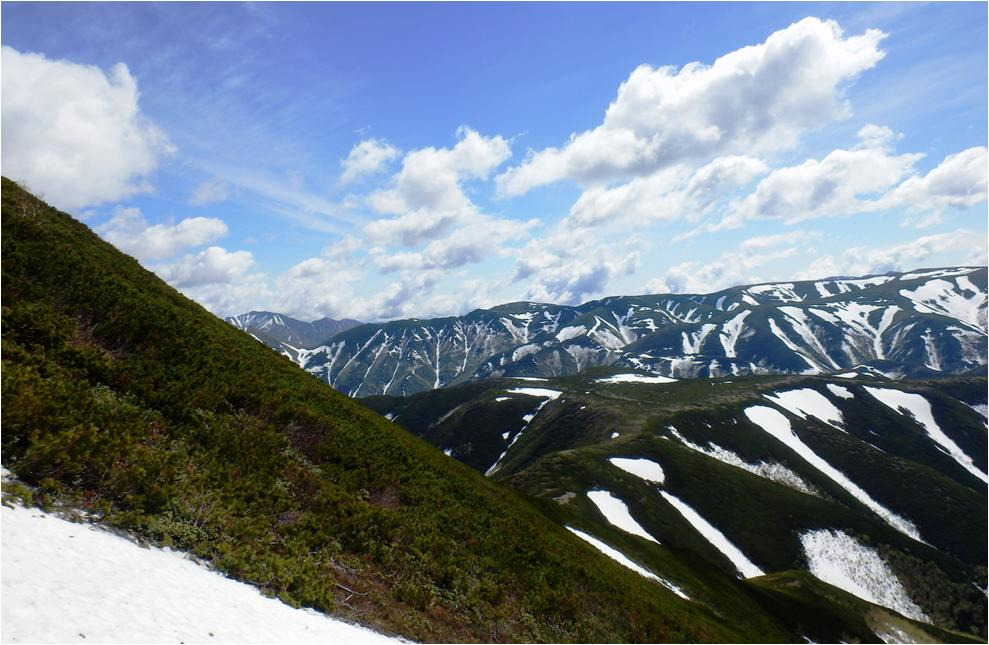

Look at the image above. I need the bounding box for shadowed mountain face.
[288,268,987,397]
[225,311,360,365]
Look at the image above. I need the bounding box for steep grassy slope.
[367,370,988,639]
[0,177,768,642]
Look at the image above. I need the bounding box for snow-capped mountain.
[225,311,361,365]
[295,267,987,397]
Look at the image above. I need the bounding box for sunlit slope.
[368,370,988,639]
[1,177,767,643]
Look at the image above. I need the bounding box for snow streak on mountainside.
[260,267,987,397]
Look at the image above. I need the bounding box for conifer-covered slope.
[292,267,986,398]
[366,370,989,639]
[2,178,982,644]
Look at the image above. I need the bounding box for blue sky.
[2,2,986,321]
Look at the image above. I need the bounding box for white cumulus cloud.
[154,246,269,317]
[496,17,885,196]
[567,156,768,228]
[1,46,174,211]
[795,228,987,279]
[365,127,511,246]
[154,246,256,288]
[884,146,988,215]
[723,139,922,227]
[96,207,228,261]
[339,138,400,184]
[648,231,820,294]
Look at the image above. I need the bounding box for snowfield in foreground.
[1,502,396,644]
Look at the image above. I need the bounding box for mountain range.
[231,267,987,398]
[225,311,360,365]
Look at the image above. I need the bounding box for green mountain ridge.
[366,370,988,638]
[1,178,983,643]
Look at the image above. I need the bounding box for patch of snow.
[512,376,548,382]
[800,529,928,622]
[744,406,923,541]
[920,328,942,371]
[595,373,677,384]
[863,387,989,484]
[827,302,899,360]
[900,268,975,281]
[719,310,751,358]
[611,432,620,439]
[764,388,845,430]
[874,625,922,644]
[899,278,986,332]
[566,527,689,600]
[779,307,839,369]
[555,325,587,343]
[608,458,665,484]
[443,448,453,457]
[586,490,660,544]
[506,387,562,399]
[767,318,822,373]
[659,491,764,579]
[835,372,859,379]
[681,324,718,355]
[494,396,511,402]
[747,283,801,302]
[384,413,396,422]
[511,343,541,362]
[826,384,854,400]
[668,428,818,496]
[0,503,396,644]
[966,402,988,418]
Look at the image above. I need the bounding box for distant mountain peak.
[225,311,361,364]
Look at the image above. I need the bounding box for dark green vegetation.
[2,178,984,643]
[369,370,989,639]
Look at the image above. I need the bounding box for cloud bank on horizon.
[1,6,986,321]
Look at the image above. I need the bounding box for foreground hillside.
[286,266,987,398]
[366,370,989,639]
